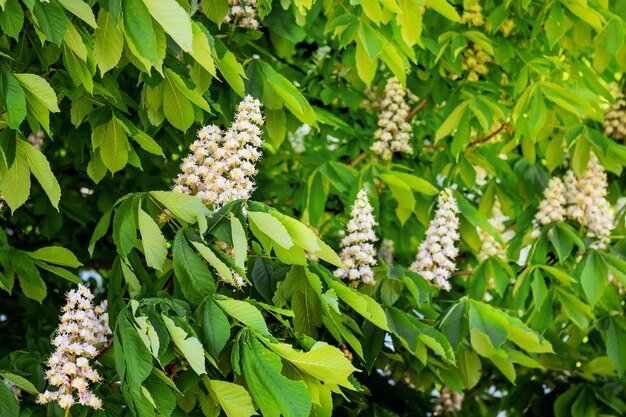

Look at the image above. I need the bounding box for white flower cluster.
[603,85,626,140]
[173,95,264,209]
[378,238,395,265]
[215,240,247,288]
[287,124,311,154]
[478,200,508,261]
[307,46,331,74]
[564,154,613,249]
[410,188,460,291]
[224,0,260,29]
[37,285,110,411]
[334,189,379,285]
[28,129,44,150]
[433,387,464,415]
[462,45,492,82]
[370,77,414,160]
[533,177,567,227]
[460,5,484,26]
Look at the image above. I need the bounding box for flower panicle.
[334,189,379,285]
[410,188,460,291]
[173,95,264,210]
[370,77,414,161]
[224,0,260,29]
[37,284,111,411]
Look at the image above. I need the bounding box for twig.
[468,124,507,148]
[406,98,428,120]
[452,270,473,276]
[95,339,113,360]
[419,143,447,149]
[349,151,369,167]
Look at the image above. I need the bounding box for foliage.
[1,0,626,416]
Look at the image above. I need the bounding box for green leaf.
[201,0,229,25]
[2,69,26,129]
[0,378,18,417]
[32,260,80,284]
[116,311,153,393]
[57,0,97,28]
[173,230,215,302]
[202,299,230,359]
[13,251,46,302]
[190,22,216,76]
[133,131,164,156]
[249,210,293,249]
[397,0,423,47]
[425,0,460,21]
[386,306,456,363]
[27,246,81,268]
[215,296,269,336]
[150,191,210,232]
[606,318,626,377]
[0,140,30,212]
[571,387,597,417]
[0,0,24,40]
[204,379,256,417]
[23,140,61,209]
[112,197,137,257]
[142,0,193,51]
[258,61,316,125]
[268,341,358,388]
[94,10,123,75]
[162,73,194,132]
[162,315,206,375]
[138,208,167,271]
[291,267,323,338]
[0,371,38,395]
[122,0,158,66]
[230,215,247,272]
[557,289,593,330]
[89,206,113,256]
[436,102,469,142]
[101,117,129,173]
[31,0,67,45]
[322,273,390,331]
[439,298,469,350]
[355,39,377,86]
[213,39,246,97]
[193,242,234,285]
[164,68,211,112]
[580,250,608,307]
[241,334,312,417]
[13,74,60,113]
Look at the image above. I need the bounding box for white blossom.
[335,189,379,285]
[173,95,264,209]
[37,285,110,412]
[478,200,508,261]
[410,188,460,291]
[603,84,626,140]
[532,177,566,237]
[28,129,44,150]
[433,386,464,415]
[370,77,414,160]
[287,124,310,153]
[564,153,613,249]
[224,0,260,29]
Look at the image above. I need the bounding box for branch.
[468,124,507,148]
[405,98,428,121]
[95,338,113,360]
[349,151,369,167]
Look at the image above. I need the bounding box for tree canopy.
[1,0,626,416]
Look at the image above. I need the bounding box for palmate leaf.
[162,315,206,375]
[204,379,256,417]
[241,333,312,417]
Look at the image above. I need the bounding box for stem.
[64,407,70,417]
